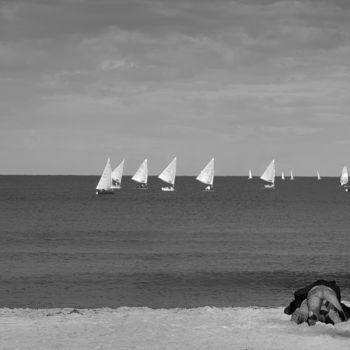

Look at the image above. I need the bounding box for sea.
[1,175,349,309]
[2,175,350,349]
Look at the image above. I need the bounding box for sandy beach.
[1,307,350,350]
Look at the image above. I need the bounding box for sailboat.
[111,159,124,189]
[196,158,214,191]
[132,158,148,189]
[281,171,285,180]
[248,170,253,180]
[340,166,349,191]
[317,170,321,181]
[158,157,176,191]
[96,157,114,195]
[260,159,275,189]
[290,171,294,180]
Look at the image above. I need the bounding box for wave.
[1,306,350,350]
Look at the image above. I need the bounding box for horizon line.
[0,174,340,178]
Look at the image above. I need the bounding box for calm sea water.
[0,175,349,308]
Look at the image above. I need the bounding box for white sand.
[0,307,350,350]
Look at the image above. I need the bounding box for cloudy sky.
[1,0,350,175]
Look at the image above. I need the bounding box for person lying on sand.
[306,285,347,326]
[284,279,350,326]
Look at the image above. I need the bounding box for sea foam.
[0,306,349,350]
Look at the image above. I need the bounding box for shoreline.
[1,306,349,350]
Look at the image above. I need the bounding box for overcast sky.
[1,0,350,175]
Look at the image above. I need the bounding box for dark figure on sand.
[284,280,350,326]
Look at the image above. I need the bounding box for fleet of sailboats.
[260,159,275,189]
[132,158,148,190]
[196,158,215,191]
[95,158,347,192]
[158,157,177,191]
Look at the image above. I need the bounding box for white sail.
[132,159,148,184]
[248,170,252,179]
[317,170,321,180]
[260,159,275,184]
[158,157,176,186]
[196,158,214,186]
[340,166,348,186]
[111,159,125,188]
[290,171,294,180]
[96,157,113,191]
[281,171,285,180]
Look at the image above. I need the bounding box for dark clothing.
[342,303,350,319]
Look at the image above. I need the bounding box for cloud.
[98,59,136,72]
[1,0,350,174]
[0,2,18,21]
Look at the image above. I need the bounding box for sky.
[1,0,350,175]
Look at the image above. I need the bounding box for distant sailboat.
[248,170,253,180]
[111,159,124,189]
[340,166,349,191]
[317,170,321,181]
[281,171,285,180]
[260,159,275,189]
[290,171,294,180]
[96,157,114,195]
[158,157,176,191]
[132,158,148,189]
[196,158,214,191]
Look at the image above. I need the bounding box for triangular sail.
[340,166,348,186]
[158,157,176,186]
[112,159,124,187]
[317,170,321,180]
[96,157,112,190]
[248,170,252,179]
[281,171,285,180]
[196,158,214,186]
[132,159,148,184]
[290,171,294,180]
[260,159,275,184]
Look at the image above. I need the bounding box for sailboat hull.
[161,187,175,191]
[136,184,148,190]
[202,186,214,191]
[96,189,114,195]
[264,184,275,189]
